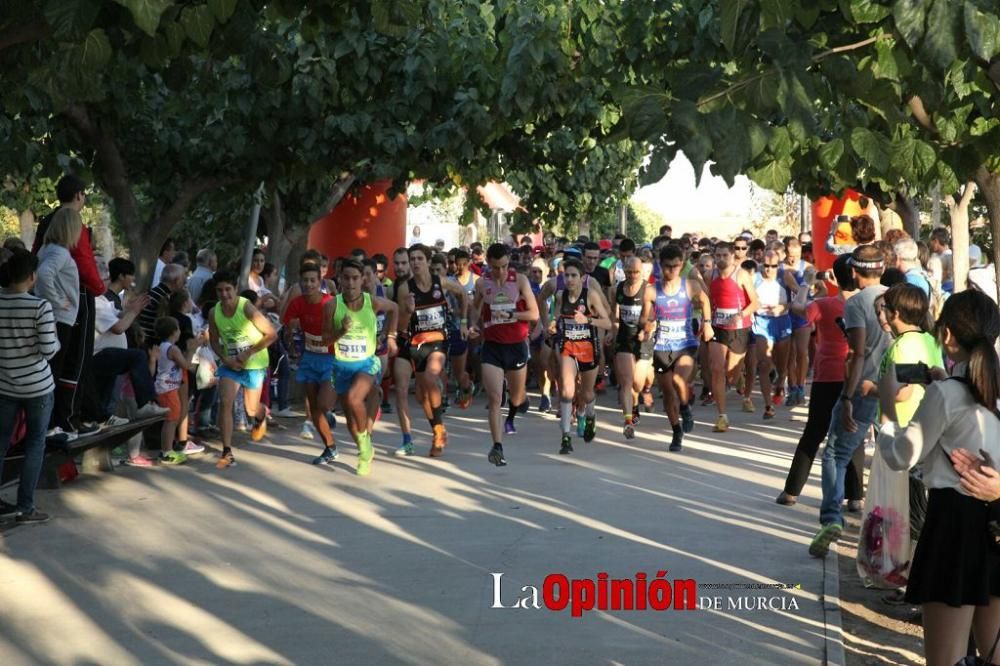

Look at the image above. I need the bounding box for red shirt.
[806,296,848,383]
[283,294,333,354]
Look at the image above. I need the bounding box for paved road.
[0,389,843,665]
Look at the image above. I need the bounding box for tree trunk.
[18,209,35,246]
[973,168,1000,297]
[945,182,975,294]
[283,225,311,286]
[889,193,921,240]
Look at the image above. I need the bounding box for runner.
[468,243,539,466]
[453,249,483,399]
[389,247,417,455]
[324,259,398,476]
[282,263,338,464]
[707,242,759,433]
[782,237,818,407]
[653,245,713,451]
[610,256,655,439]
[208,270,278,469]
[395,244,467,457]
[550,258,612,454]
[435,252,475,409]
[363,258,391,430]
[751,250,792,419]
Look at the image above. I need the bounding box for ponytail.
[966,338,1000,415]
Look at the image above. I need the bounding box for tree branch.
[309,172,356,223]
[907,96,937,134]
[155,176,240,231]
[0,19,49,53]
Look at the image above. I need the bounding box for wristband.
[387,333,397,339]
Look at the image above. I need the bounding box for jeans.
[93,348,156,417]
[0,391,55,512]
[820,394,879,527]
[783,381,865,500]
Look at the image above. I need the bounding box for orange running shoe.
[250,417,267,442]
[429,424,448,457]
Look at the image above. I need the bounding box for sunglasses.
[734,246,748,251]
[763,263,779,268]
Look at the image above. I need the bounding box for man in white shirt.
[187,248,217,304]
[93,258,167,423]
[151,238,176,287]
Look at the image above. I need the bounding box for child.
[154,316,194,465]
[167,289,205,455]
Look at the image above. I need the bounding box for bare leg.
[922,602,976,666]
[482,362,506,443]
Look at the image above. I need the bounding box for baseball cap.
[599,239,612,250]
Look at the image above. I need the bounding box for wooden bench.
[2,416,165,489]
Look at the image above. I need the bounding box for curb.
[823,541,847,666]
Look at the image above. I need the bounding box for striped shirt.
[0,292,59,398]
[138,283,172,343]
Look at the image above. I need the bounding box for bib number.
[337,337,370,361]
[656,319,688,344]
[619,304,641,326]
[304,332,328,354]
[416,305,446,332]
[713,308,739,326]
[226,337,251,358]
[563,322,590,341]
[490,300,516,325]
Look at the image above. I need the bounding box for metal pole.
[239,184,264,290]
[619,203,628,235]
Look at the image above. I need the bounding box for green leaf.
[117,0,174,37]
[759,0,794,29]
[922,0,960,70]
[747,160,792,192]
[795,4,821,28]
[768,126,793,158]
[843,0,892,23]
[720,0,753,53]
[850,127,889,173]
[45,0,102,39]
[874,40,900,80]
[971,117,1000,137]
[208,0,238,23]
[747,123,768,160]
[818,138,845,171]
[78,28,112,69]
[932,160,959,196]
[616,86,670,140]
[892,0,929,50]
[181,5,214,48]
[964,3,1000,62]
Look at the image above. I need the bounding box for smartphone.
[835,316,848,338]
[816,271,830,282]
[981,449,996,468]
[895,362,932,385]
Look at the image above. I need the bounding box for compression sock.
[560,400,573,434]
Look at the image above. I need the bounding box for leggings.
[783,380,865,500]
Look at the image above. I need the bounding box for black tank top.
[615,282,644,335]
[558,288,594,343]
[407,275,449,337]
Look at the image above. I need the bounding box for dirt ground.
[838,512,925,665]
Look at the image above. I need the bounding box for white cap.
[970,244,983,267]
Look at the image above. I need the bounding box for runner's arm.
[467,279,484,332]
[587,290,613,330]
[244,301,278,354]
[207,309,228,364]
[739,272,760,319]
[691,280,714,341]
[516,274,540,323]
[395,281,412,332]
[373,297,399,338]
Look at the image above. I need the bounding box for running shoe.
[430,424,447,457]
[456,385,473,409]
[356,436,374,476]
[179,440,206,455]
[680,405,694,433]
[701,392,715,406]
[712,414,729,432]
[785,388,799,407]
[15,509,50,524]
[158,451,187,465]
[250,417,267,442]
[772,388,784,406]
[669,427,683,452]
[763,406,776,420]
[797,386,807,406]
[488,444,507,466]
[135,402,170,418]
[102,415,130,428]
[583,416,596,442]
[576,415,586,437]
[538,395,551,413]
[300,421,316,440]
[559,434,573,455]
[381,400,393,414]
[272,407,297,418]
[632,405,641,425]
[808,523,843,558]
[312,446,339,465]
[394,443,414,457]
[741,397,755,413]
[504,420,516,435]
[623,422,635,440]
[122,455,154,468]
[216,451,237,469]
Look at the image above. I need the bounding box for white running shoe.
[136,403,170,418]
[299,421,316,440]
[272,408,297,418]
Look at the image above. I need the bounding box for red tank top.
[709,268,750,329]
[481,268,529,343]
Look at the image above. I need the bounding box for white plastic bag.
[856,448,911,589]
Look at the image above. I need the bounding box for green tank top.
[333,292,377,362]
[214,296,269,370]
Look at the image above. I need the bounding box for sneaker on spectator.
[136,402,170,418]
[272,407,297,418]
[46,427,76,443]
[102,415,130,428]
[76,422,102,437]
[0,499,17,518]
[180,441,206,455]
[16,509,50,524]
[159,451,187,465]
[122,455,154,468]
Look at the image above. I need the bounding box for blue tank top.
[653,279,698,352]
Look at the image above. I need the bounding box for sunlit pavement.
[0,390,846,665]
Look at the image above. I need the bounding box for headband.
[849,258,883,270]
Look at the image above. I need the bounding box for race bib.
[376,312,386,337]
[563,322,590,341]
[337,337,371,361]
[713,308,739,326]
[490,300,516,325]
[226,336,252,358]
[415,305,446,331]
[656,319,688,343]
[619,304,641,326]
[304,332,329,354]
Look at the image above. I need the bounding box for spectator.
[92,258,167,427]
[809,245,890,557]
[153,317,194,465]
[877,290,1000,665]
[894,238,931,297]
[187,249,218,304]
[826,214,877,256]
[151,238,176,286]
[4,236,26,251]
[248,248,268,295]
[927,227,953,294]
[171,251,190,271]
[138,263,185,343]
[35,208,82,436]
[0,249,59,524]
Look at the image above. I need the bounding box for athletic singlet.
[214,297,269,370]
[481,268,529,344]
[654,279,698,352]
[557,288,596,346]
[753,273,787,315]
[407,275,448,346]
[709,268,750,330]
[332,292,377,363]
[456,272,477,300]
[615,281,645,339]
[392,273,411,343]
